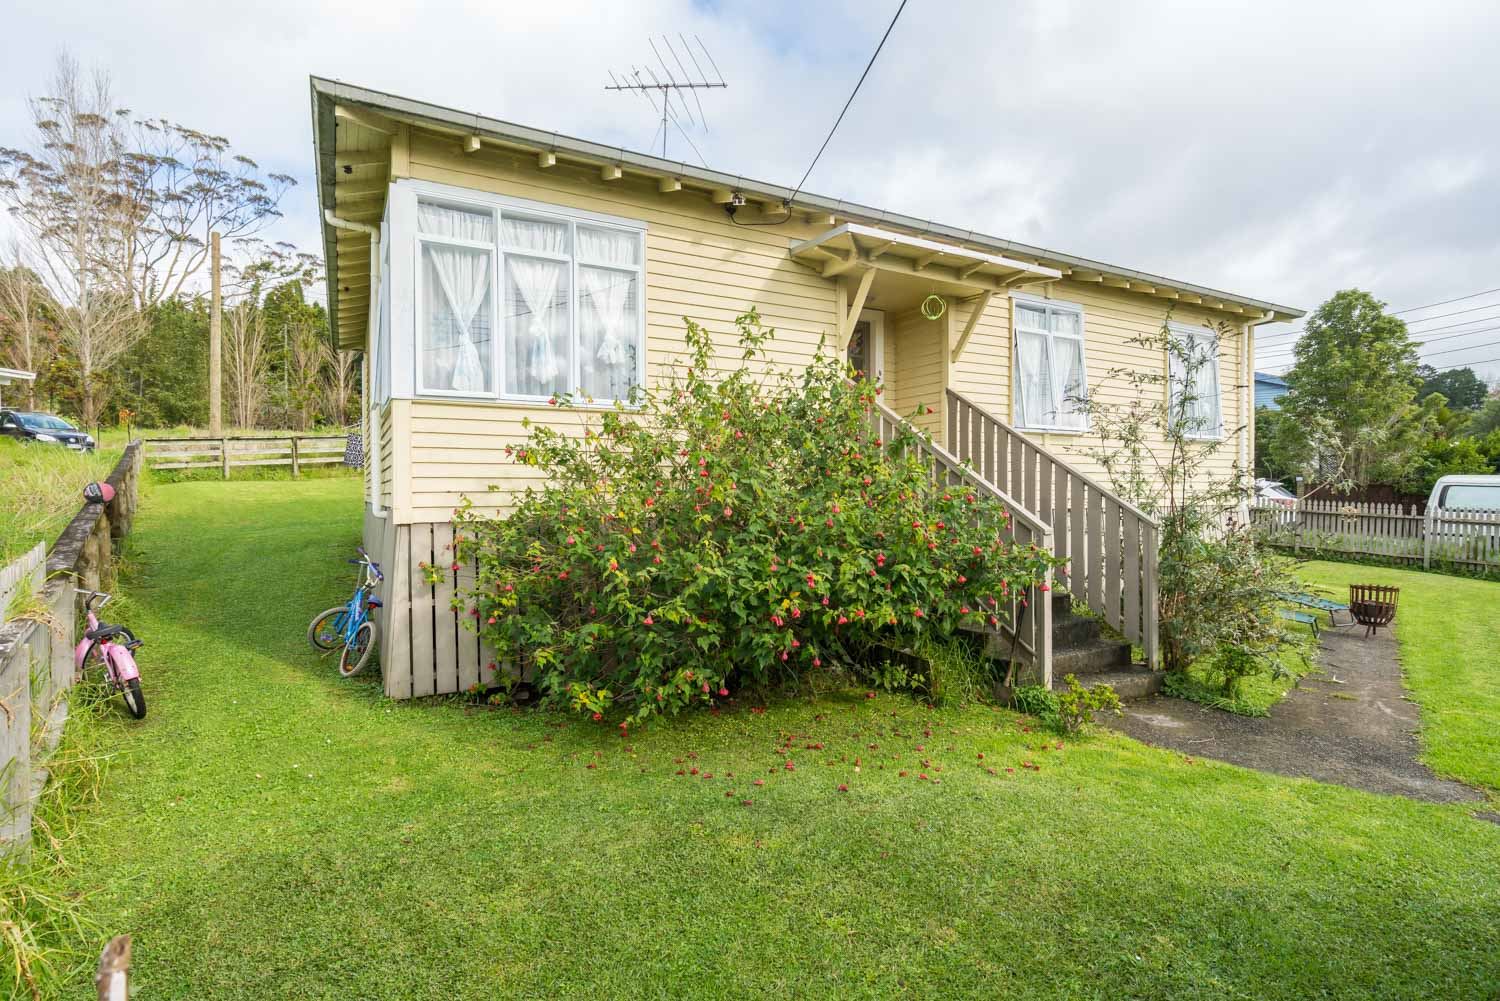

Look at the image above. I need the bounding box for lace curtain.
[1015,304,1087,429]
[578,225,640,400]
[418,203,493,393]
[503,217,570,398]
[1170,328,1222,436]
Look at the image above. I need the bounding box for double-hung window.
[415,193,645,403]
[1013,297,1088,431]
[1168,324,1223,439]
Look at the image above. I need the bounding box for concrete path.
[1106,622,1483,805]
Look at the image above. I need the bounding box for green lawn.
[1298,560,1500,792]
[56,479,1500,999]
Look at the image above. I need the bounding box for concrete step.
[1051,612,1102,648]
[1054,667,1164,701]
[1053,637,1133,676]
[1051,591,1074,618]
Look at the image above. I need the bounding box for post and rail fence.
[946,389,1160,668]
[1252,497,1500,572]
[869,397,1055,687]
[143,434,349,479]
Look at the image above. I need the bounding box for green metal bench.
[1278,592,1351,626]
[1278,608,1321,637]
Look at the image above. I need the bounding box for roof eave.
[309,76,1306,324]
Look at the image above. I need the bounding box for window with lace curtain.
[414,195,644,403]
[1168,323,1223,439]
[1011,296,1089,432]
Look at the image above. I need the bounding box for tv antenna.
[605,34,727,165]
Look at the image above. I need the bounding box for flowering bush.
[454,309,1058,723]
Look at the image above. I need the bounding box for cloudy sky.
[4,0,1498,382]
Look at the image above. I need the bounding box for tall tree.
[0,241,55,409]
[321,342,358,428]
[0,57,139,425]
[1280,289,1437,488]
[223,299,268,429]
[0,53,295,424]
[1416,364,1488,411]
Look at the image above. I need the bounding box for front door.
[845,309,885,383]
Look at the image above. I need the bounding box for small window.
[1013,298,1088,431]
[1168,324,1223,439]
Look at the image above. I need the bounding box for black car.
[0,410,96,451]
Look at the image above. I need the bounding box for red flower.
[837,784,849,793]
[592,712,602,721]
[642,615,654,626]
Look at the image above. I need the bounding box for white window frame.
[1010,292,1090,434]
[1168,322,1223,440]
[402,179,647,406]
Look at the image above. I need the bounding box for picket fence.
[1252,497,1500,571]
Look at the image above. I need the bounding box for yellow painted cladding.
[379,131,1252,523]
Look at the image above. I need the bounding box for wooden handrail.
[945,389,1159,668]
[946,388,1158,527]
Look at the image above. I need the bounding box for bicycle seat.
[85,623,130,641]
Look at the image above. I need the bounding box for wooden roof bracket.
[950,290,995,363]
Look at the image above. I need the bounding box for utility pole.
[208,231,222,436]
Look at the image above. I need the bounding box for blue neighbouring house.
[1255,371,1289,411]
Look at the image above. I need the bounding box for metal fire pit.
[1349,584,1399,637]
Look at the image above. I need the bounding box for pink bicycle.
[75,590,146,719]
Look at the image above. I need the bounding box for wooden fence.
[947,389,1160,667]
[0,542,46,624]
[2,442,142,859]
[143,434,349,478]
[1252,498,1500,571]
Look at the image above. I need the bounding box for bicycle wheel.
[121,678,147,719]
[338,621,377,678]
[308,606,350,651]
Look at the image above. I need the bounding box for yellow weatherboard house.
[309,77,1303,701]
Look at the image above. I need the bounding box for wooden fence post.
[220,438,230,480]
[96,934,131,1001]
[291,436,301,479]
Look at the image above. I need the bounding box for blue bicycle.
[307,547,384,677]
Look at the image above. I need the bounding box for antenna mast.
[606,35,727,163]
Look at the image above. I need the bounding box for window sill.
[1015,424,1091,436]
[411,393,640,413]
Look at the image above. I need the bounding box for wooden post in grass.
[291,436,301,478]
[220,437,230,480]
[208,232,223,438]
[96,934,130,1000]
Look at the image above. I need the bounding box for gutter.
[324,209,385,519]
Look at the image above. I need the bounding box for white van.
[1426,475,1500,559]
[1427,474,1500,514]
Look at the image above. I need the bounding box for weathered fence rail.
[0,541,46,624]
[1252,498,1500,571]
[1,441,142,859]
[947,389,1160,667]
[143,434,348,478]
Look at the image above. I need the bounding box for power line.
[1258,316,1500,360]
[1417,326,1500,359]
[1257,286,1500,341]
[786,0,909,206]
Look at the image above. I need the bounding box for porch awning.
[789,223,1063,289]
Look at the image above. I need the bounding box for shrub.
[1077,314,1301,682]
[1054,675,1122,734]
[454,310,1059,723]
